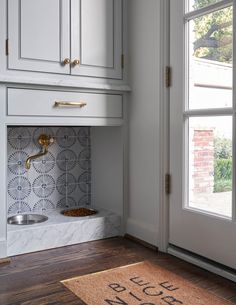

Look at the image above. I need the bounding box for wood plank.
[0,237,235,304]
[0,258,10,265]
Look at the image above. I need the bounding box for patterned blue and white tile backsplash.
[7,127,91,215]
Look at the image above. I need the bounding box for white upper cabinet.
[8,0,70,74]
[71,0,122,79]
[7,0,123,80]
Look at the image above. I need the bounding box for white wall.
[0,86,7,258]
[127,0,161,246]
[91,127,123,216]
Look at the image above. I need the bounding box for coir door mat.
[61,261,233,305]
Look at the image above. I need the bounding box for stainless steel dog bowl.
[7,214,48,225]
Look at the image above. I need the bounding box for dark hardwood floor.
[0,237,235,305]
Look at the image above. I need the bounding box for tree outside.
[193,0,233,193]
[193,0,232,63]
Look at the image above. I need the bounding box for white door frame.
[158,0,171,252]
[158,0,236,281]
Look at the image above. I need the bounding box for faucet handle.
[38,134,54,147]
[49,136,55,145]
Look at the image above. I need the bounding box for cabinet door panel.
[81,0,114,68]
[8,0,70,74]
[71,0,123,79]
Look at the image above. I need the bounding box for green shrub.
[214,159,232,192]
[214,158,232,180]
[214,137,232,159]
[214,179,232,193]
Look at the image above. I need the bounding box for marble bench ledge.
[7,208,121,256]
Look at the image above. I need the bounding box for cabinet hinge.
[165,66,171,88]
[6,39,9,56]
[121,54,124,69]
[165,173,171,195]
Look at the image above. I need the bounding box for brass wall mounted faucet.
[25,134,55,170]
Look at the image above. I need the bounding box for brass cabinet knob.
[72,59,80,66]
[63,58,71,65]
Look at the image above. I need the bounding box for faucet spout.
[25,134,54,170]
[25,147,48,170]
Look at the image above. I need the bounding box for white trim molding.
[126,218,159,246]
[0,239,7,258]
[168,245,236,282]
[158,0,170,252]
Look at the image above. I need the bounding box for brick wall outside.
[192,129,214,194]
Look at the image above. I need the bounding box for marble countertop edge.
[7,207,121,232]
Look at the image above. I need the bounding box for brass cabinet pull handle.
[63,58,71,65]
[54,101,87,108]
[72,59,80,66]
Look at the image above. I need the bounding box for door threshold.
[168,245,236,282]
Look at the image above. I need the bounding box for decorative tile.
[8,127,31,150]
[78,127,91,147]
[8,201,31,215]
[78,127,90,138]
[7,127,92,214]
[8,176,31,200]
[56,173,77,195]
[78,148,91,170]
[57,197,77,209]
[56,149,77,171]
[56,127,76,148]
[32,174,55,198]
[78,171,91,193]
[33,199,55,213]
[33,152,55,174]
[78,194,91,206]
[8,151,29,175]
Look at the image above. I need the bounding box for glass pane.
[187,0,221,12]
[188,116,232,218]
[188,7,233,109]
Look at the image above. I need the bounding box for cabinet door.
[71,0,123,79]
[8,0,70,74]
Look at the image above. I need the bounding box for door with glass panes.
[169,0,236,269]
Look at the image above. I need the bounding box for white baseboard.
[0,239,7,258]
[168,246,236,282]
[126,217,158,246]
